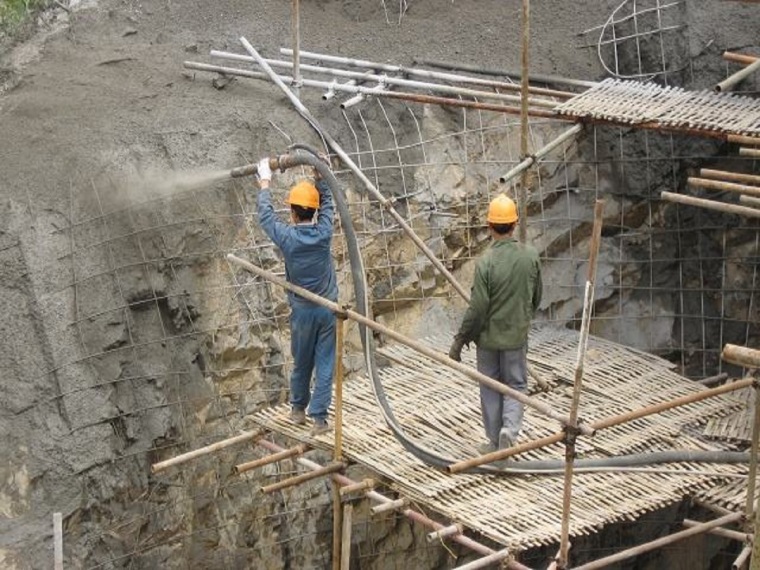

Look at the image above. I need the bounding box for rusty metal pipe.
[260,462,345,494]
[723,51,759,66]
[661,192,760,220]
[723,345,760,368]
[688,177,760,198]
[235,443,308,474]
[151,429,263,473]
[700,169,760,186]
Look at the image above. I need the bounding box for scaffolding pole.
[682,519,751,543]
[151,429,263,473]
[210,50,561,108]
[572,512,743,570]
[279,47,576,98]
[184,61,559,119]
[332,314,346,570]
[518,0,531,244]
[500,124,583,184]
[688,177,760,198]
[558,200,604,569]
[724,345,760,368]
[700,169,760,186]
[292,0,300,97]
[715,58,760,92]
[661,192,760,220]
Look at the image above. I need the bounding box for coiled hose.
[278,145,749,475]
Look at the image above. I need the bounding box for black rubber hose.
[275,147,750,476]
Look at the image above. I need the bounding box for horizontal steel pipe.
[572,513,743,570]
[740,147,760,158]
[280,47,575,99]
[723,345,760,368]
[235,443,308,474]
[454,549,512,570]
[499,124,583,183]
[662,192,760,220]
[339,478,375,496]
[185,60,559,119]
[682,519,750,543]
[700,168,760,186]
[151,429,263,473]
[715,58,760,92]
[413,57,597,89]
[723,51,759,65]
[688,177,760,198]
[261,461,345,494]
[370,498,408,515]
[732,544,752,570]
[213,50,561,108]
[427,523,463,543]
[226,254,590,435]
[740,195,760,208]
[727,133,760,146]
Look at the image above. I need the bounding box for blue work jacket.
[257,180,338,307]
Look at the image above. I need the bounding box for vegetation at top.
[0,0,51,34]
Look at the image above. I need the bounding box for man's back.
[257,179,338,305]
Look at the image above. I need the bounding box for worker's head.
[287,180,320,223]
[487,193,518,236]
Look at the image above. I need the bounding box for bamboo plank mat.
[246,326,746,552]
[703,387,753,444]
[554,78,760,137]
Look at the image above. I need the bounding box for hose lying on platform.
[272,147,750,476]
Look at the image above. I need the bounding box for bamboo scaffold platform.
[246,326,747,553]
[554,78,760,139]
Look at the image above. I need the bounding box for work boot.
[310,419,330,436]
[478,442,496,455]
[498,429,514,450]
[289,408,306,425]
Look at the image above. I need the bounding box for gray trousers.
[476,345,528,448]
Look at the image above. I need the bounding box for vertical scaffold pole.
[518,0,531,244]
[332,314,346,570]
[558,200,605,568]
[292,0,301,98]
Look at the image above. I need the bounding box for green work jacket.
[456,237,542,350]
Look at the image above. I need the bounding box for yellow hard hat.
[487,193,518,224]
[287,180,320,209]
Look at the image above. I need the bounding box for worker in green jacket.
[448,194,542,454]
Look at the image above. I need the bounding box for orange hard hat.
[287,180,320,209]
[487,193,518,224]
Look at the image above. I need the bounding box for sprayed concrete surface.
[0,1,759,569]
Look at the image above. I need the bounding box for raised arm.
[255,158,289,249]
[315,179,334,238]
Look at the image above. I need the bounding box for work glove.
[448,335,468,362]
[257,158,272,183]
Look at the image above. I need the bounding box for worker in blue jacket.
[256,158,337,436]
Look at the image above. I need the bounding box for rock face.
[0,1,758,569]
